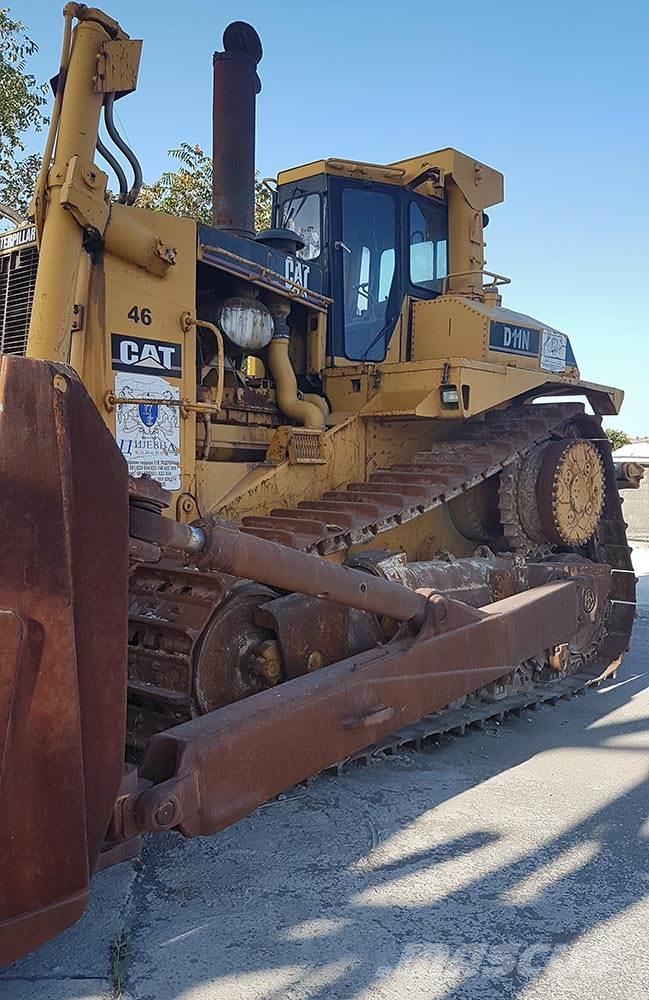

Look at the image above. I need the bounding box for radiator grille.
[0,242,38,356]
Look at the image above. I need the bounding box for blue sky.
[16,0,649,434]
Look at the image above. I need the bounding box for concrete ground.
[3,548,649,1000]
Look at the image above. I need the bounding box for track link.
[236,403,586,555]
[336,671,597,773]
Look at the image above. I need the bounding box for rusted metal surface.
[97,766,146,872]
[193,582,280,712]
[347,550,523,607]
[127,565,234,746]
[121,474,627,843]
[122,579,579,839]
[129,475,179,547]
[0,356,128,967]
[192,519,431,623]
[132,497,435,626]
[129,535,162,569]
[256,593,382,680]
[0,612,24,769]
[614,461,644,489]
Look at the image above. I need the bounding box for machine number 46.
[127,305,152,326]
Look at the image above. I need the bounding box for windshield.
[341,187,397,361]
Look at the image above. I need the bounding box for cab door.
[328,178,401,363]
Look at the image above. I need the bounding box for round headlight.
[217,297,274,351]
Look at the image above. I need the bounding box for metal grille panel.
[0,244,38,356]
[287,429,326,465]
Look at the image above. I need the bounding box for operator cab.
[274,159,449,363]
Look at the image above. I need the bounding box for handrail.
[441,269,511,294]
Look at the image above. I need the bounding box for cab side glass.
[409,200,447,291]
[281,191,322,260]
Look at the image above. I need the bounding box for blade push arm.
[119,576,579,839]
[121,500,582,838]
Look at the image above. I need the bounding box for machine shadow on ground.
[119,662,649,999]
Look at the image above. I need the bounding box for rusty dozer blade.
[0,356,129,967]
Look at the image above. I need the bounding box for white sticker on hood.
[114,372,181,490]
[540,329,567,373]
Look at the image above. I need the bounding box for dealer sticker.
[114,372,181,490]
[540,329,568,373]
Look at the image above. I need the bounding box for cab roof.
[276,147,504,211]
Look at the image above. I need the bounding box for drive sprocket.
[537,438,605,546]
[499,434,605,552]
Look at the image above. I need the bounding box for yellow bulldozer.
[0,3,640,965]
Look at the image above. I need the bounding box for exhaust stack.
[212,21,262,238]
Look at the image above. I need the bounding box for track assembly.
[127,403,635,754]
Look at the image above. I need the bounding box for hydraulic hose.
[32,6,75,242]
[103,93,143,205]
[96,134,128,202]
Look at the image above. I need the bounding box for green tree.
[0,8,48,216]
[0,151,39,216]
[606,428,632,451]
[138,142,272,231]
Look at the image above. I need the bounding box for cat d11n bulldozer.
[0,3,639,966]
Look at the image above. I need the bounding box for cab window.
[341,187,397,361]
[280,190,322,260]
[409,199,447,292]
